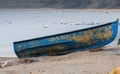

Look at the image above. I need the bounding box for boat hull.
[118,39,120,45]
[14,20,118,58]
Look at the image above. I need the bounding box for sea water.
[0,10,120,57]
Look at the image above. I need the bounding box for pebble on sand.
[110,67,120,74]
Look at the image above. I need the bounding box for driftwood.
[0,61,13,68]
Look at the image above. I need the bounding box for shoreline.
[0,45,120,74]
[0,8,120,12]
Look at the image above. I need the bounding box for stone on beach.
[110,67,120,74]
[19,58,38,64]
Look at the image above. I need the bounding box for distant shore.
[0,8,120,12]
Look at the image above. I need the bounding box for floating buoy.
[43,25,48,28]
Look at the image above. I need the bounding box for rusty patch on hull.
[73,25,112,45]
[17,45,66,58]
[47,46,66,56]
[103,28,112,39]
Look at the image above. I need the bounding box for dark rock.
[118,39,120,45]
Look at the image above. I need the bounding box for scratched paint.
[47,46,66,56]
[73,25,112,45]
[14,20,118,58]
[17,26,111,51]
[17,45,66,57]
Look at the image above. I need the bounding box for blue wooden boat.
[14,19,118,58]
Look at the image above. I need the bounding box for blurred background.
[0,0,120,57]
[0,0,120,9]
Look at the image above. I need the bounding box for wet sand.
[0,45,120,74]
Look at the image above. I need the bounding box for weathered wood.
[13,20,119,58]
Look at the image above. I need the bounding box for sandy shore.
[0,45,120,74]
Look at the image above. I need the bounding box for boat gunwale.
[14,20,118,44]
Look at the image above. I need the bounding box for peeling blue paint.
[13,20,118,58]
